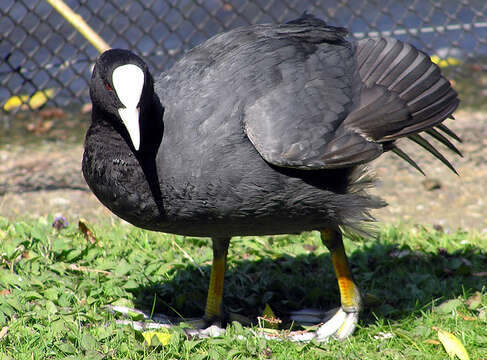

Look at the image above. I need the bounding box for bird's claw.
[287,306,359,342]
[316,307,359,341]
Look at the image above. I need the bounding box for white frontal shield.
[112,64,144,150]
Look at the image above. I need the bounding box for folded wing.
[243,16,459,172]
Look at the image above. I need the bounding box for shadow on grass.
[132,240,487,327]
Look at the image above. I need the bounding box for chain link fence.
[2,0,487,113]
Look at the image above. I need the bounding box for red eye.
[105,82,113,91]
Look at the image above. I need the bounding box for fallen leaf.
[78,219,99,245]
[68,263,112,276]
[81,103,92,114]
[437,329,469,360]
[430,55,462,68]
[25,119,54,135]
[425,339,441,345]
[3,95,26,111]
[28,89,55,109]
[258,303,281,330]
[3,88,54,111]
[459,313,477,321]
[142,330,171,346]
[39,107,65,119]
[262,303,276,319]
[0,289,11,296]
[0,326,8,339]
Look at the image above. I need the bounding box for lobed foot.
[287,305,359,342]
[316,307,359,341]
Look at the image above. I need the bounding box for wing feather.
[241,16,459,172]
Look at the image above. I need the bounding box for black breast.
[82,120,164,230]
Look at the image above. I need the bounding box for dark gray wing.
[243,23,459,171]
[159,14,459,172]
[242,19,382,169]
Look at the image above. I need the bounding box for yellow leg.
[204,237,230,322]
[314,228,362,340]
[321,228,362,313]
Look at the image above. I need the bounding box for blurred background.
[2,0,487,110]
[1,0,486,231]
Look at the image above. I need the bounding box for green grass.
[0,217,486,359]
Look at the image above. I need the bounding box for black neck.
[137,92,164,157]
[135,93,165,218]
[87,95,166,223]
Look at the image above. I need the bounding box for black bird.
[83,14,460,340]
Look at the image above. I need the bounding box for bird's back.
[152,21,385,237]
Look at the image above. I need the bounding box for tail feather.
[378,44,422,89]
[393,97,458,138]
[410,87,456,121]
[425,128,462,156]
[408,134,458,175]
[360,38,403,85]
[396,61,440,100]
[390,146,425,175]
[346,37,460,173]
[437,123,462,143]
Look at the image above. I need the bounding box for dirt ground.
[0,109,486,233]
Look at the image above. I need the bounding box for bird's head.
[90,49,154,151]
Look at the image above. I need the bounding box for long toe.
[287,306,358,342]
[316,307,359,341]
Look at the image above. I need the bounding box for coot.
[83,14,460,340]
